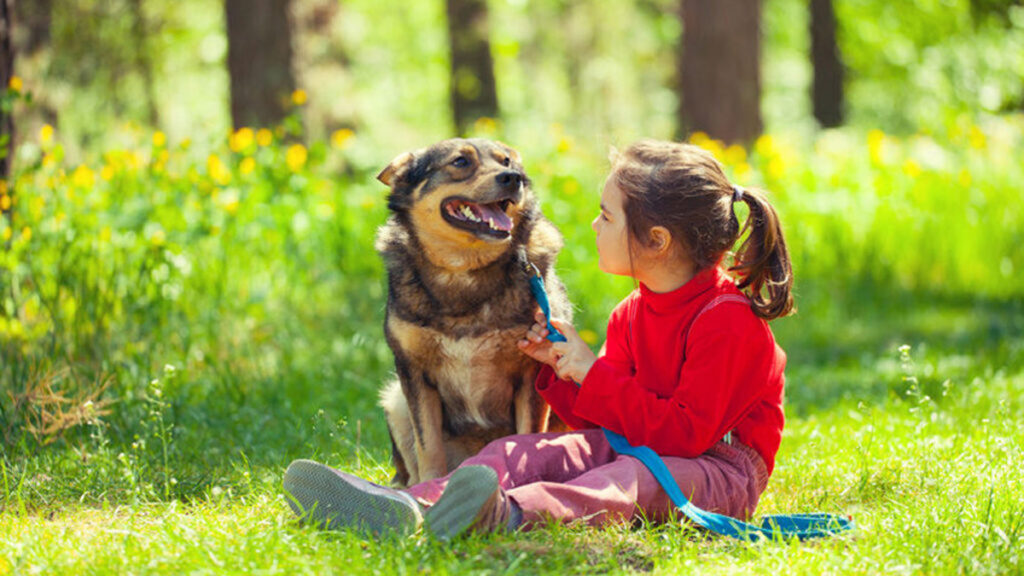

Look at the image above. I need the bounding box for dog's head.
[377,139,534,270]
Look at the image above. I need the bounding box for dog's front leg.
[513,365,550,434]
[400,370,448,482]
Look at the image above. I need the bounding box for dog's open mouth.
[441,197,515,239]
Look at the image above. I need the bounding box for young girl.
[283,139,794,540]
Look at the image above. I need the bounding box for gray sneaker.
[424,465,512,541]
[283,459,423,536]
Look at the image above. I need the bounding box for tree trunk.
[13,0,49,56]
[811,0,843,127]
[677,0,762,144]
[128,0,159,127]
[1,0,13,231]
[445,0,498,136]
[225,0,296,130]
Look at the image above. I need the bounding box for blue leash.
[527,266,853,541]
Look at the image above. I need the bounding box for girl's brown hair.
[611,139,794,320]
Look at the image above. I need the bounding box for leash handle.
[528,263,567,343]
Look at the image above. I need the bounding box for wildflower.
[240,157,256,175]
[0,194,10,211]
[958,169,971,187]
[724,144,747,166]
[8,76,22,93]
[100,226,112,243]
[291,89,308,106]
[579,329,598,346]
[101,165,115,181]
[180,138,192,151]
[40,124,54,146]
[207,154,232,186]
[257,129,273,147]
[21,226,31,242]
[754,133,774,157]
[868,129,885,164]
[150,228,166,247]
[331,128,355,150]
[153,131,167,148]
[71,165,96,189]
[230,127,255,153]
[968,126,986,150]
[473,117,498,134]
[286,144,308,172]
[557,137,573,153]
[902,159,921,179]
[1,227,10,241]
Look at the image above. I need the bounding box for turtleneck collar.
[638,266,729,314]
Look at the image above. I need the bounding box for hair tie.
[732,184,745,203]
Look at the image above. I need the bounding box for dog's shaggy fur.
[375,138,571,487]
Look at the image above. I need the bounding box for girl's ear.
[648,226,673,255]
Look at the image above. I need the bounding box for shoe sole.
[283,459,419,536]
[424,465,499,541]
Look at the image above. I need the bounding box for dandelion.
[557,137,573,154]
[239,157,256,175]
[101,165,115,181]
[207,154,232,186]
[71,165,96,189]
[8,76,22,93]
[257,128,273,147]
[724,144,747,166]
[902,159,921,179]
[291,89,308,106]
[152,131,167,148]
[968,126,986,150]
[180,138,192,151]
[40,124,54,146]
[21,226,31,242]
[331,128,355,150]
[473,117,498,134]
[0,194,10,211]
[230,127,255,153]
[286,144,308,172]
[1,227,10,241]
[868,129,885,164]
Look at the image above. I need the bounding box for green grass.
[2,116,1023,574]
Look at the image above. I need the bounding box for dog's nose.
[495,171,522,189]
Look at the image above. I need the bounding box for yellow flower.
[579,329,598,346]
[21,226,31,242]
[754,133,774,158]
[690,131,712,149]
[473,117,498,134]
[240,157,256,175]
[958,169,972,187]
[331,128,355,150]
[71,165,96,189]
[902,159,921,179]
[40,124,55,146]
[230,127,255,153]
[285,144,308,172]
[8,76,22,93]
[100,226,112,243]
[868,129,885,164]
[291,89,308,106]
[724,144,747,166]
[257,129,273,147]
[207,154,232,186]
[150,228,166,247]
[152,131,167,148]
[1,227,10,241]
[0,195,10,211]
[180,138,192,151]
[101,165,115,181]
[557,137,573,153]
[968,126,986,150]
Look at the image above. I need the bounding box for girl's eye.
[452,157,469,168]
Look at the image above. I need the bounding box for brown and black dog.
[375,138,571,487]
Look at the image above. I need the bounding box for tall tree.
[445,0,498,135]
[811,0,843,127]
[225,0,296,129]
[13,0,50,56]
[128,0,159,127]
[677,0,762,144]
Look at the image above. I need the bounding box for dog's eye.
[502,157,511,167]
[451,156,469,168]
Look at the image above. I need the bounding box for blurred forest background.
[1,0,1023,514]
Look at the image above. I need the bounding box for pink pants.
[406,428,769,529]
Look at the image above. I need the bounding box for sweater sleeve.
[534,365,597,430]
[572,303,771,458]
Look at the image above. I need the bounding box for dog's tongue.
[478,204,513,232]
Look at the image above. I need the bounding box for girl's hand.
[517,309,559,367]
[549,319,598,383]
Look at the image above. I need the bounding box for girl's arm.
[572,305,783,458]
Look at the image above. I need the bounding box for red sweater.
[535,266,787,474]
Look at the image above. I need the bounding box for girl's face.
[591,175,632,276]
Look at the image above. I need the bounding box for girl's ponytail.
[729,187,795,320]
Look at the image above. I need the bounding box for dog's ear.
[377,152,416,187]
